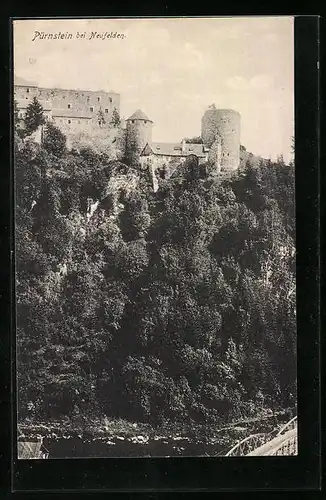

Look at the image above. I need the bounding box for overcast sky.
[14,17,294,162]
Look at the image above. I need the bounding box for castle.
[14,76,120,135]
[14,77,241,176]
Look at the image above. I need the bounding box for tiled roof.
[52,108,92,119]
[127,109,153,122]
[142,142,207,158]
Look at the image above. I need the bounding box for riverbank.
[18,407,295,458]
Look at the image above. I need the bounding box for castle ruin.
[14,77,241,178]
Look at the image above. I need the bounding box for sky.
[13,17,294,162]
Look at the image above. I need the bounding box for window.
[131,120,134,124]
[90,107,94,112]
[68,119,71,124]
[105,109,108,113]
[109,97,112,103]
[68,104,71,109]
[26,88,29,93]
[97,97,100,102]
[144,120,147,124]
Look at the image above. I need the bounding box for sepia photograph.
[13,16,297,459]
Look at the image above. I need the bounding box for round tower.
[201,105,241,171]
[125,109,153,165]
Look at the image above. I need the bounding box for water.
[43,434,231,458]
[22,412,294,458]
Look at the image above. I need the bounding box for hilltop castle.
[14,77,241,176]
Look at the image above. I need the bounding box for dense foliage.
[15,130,296,428]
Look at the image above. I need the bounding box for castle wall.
[52,116,91,134]
[14,84,120,137]
[140,153,207,178]
[15,85,120,115]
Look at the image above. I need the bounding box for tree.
[111,107,121,127]
[42,122,67,157]
[13,99,19,124]
[15,134,296,427]
[97,108,106,126]
[183,136,203,144]
[24,97,46,136]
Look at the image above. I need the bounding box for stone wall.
[15,85,120,116]
[14,84,120,137]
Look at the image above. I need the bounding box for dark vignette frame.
[0,10,320,495]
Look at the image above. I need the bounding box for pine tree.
[42,122,66,157]
[111,107,120,127]
[97,108,106,126]
[13,99,19,124]
[24,97,46,136]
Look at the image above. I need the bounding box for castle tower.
[201,104,241,171]
[207,134,222,174]
[125,109,153,165]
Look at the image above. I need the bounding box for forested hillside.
[15,130,296,431]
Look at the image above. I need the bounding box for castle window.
[109,98,112,103]
[131,120,135,124]
[97,97,100,102]
[26,88,29,93]
[90,107,94,112]
[144,120,147,124]
[68,104,71,109]
[68,119,71,124]
[105,109,108,113]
